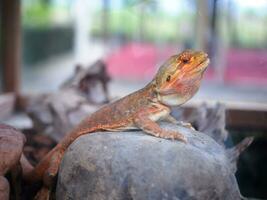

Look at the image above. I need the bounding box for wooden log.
[24,60,111,141]
[1,0,21,93]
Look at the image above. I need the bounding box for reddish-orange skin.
[25,50,210,199]
[25,85,156,181]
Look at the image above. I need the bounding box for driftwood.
[178,103,254,172]
[23,60,111,142]
[186,103,229,145]
[61,60,110,104]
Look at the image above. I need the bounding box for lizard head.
[155,49,210,106]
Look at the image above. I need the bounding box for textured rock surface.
[0,124,26,200]
[0,124,25,175]
[57,123,241,200]
[0,176,9,200]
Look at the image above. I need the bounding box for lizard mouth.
[186,55,210,75]
[193,58,210,73]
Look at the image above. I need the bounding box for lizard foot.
[165,116,195,131]
[159,131,187,143]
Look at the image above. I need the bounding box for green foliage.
[23,27,74,65]
[22,2,52,27]
[91,7,195,44]
[235,17,267,48]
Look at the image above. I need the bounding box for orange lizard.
[24,49,210,199]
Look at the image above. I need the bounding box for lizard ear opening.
[166,75,171,82]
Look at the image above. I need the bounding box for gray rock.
[56,123,241,200]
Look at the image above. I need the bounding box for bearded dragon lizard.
[24,49,210,199]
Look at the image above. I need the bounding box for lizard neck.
[141,79,158,100]
[140,79,187,107]
[156,76,202,107]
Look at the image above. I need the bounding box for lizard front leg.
[134,108,187,143]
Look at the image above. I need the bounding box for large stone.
[0,124,26,200]
[0,124,25,175]
[0,176,9,200]
[56,123,241,200]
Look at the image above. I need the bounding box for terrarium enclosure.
[0,0,267,199]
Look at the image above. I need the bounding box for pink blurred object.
[106,43,177,80]
[106,43,267,85]
[225,48,267,85]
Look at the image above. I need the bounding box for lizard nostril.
[182,57,190,64]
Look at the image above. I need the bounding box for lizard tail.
[23,146,60,183]
[23,126,97,183]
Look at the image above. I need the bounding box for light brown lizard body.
[24,50,210,199]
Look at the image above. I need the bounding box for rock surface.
[0,176,9,200]
[0,124,26,200]
[0,124,26,175]
[57,123,242,200]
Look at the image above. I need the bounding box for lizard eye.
[166,75,171,82]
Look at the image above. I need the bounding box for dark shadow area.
[230,130,267,198]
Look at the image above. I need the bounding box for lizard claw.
[160,131,187,143]
[187,125,196,131]
[178,121,195,131]
[177,133,188,143]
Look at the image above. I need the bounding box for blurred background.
[0,0,267,198]
[1,0,267,96]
